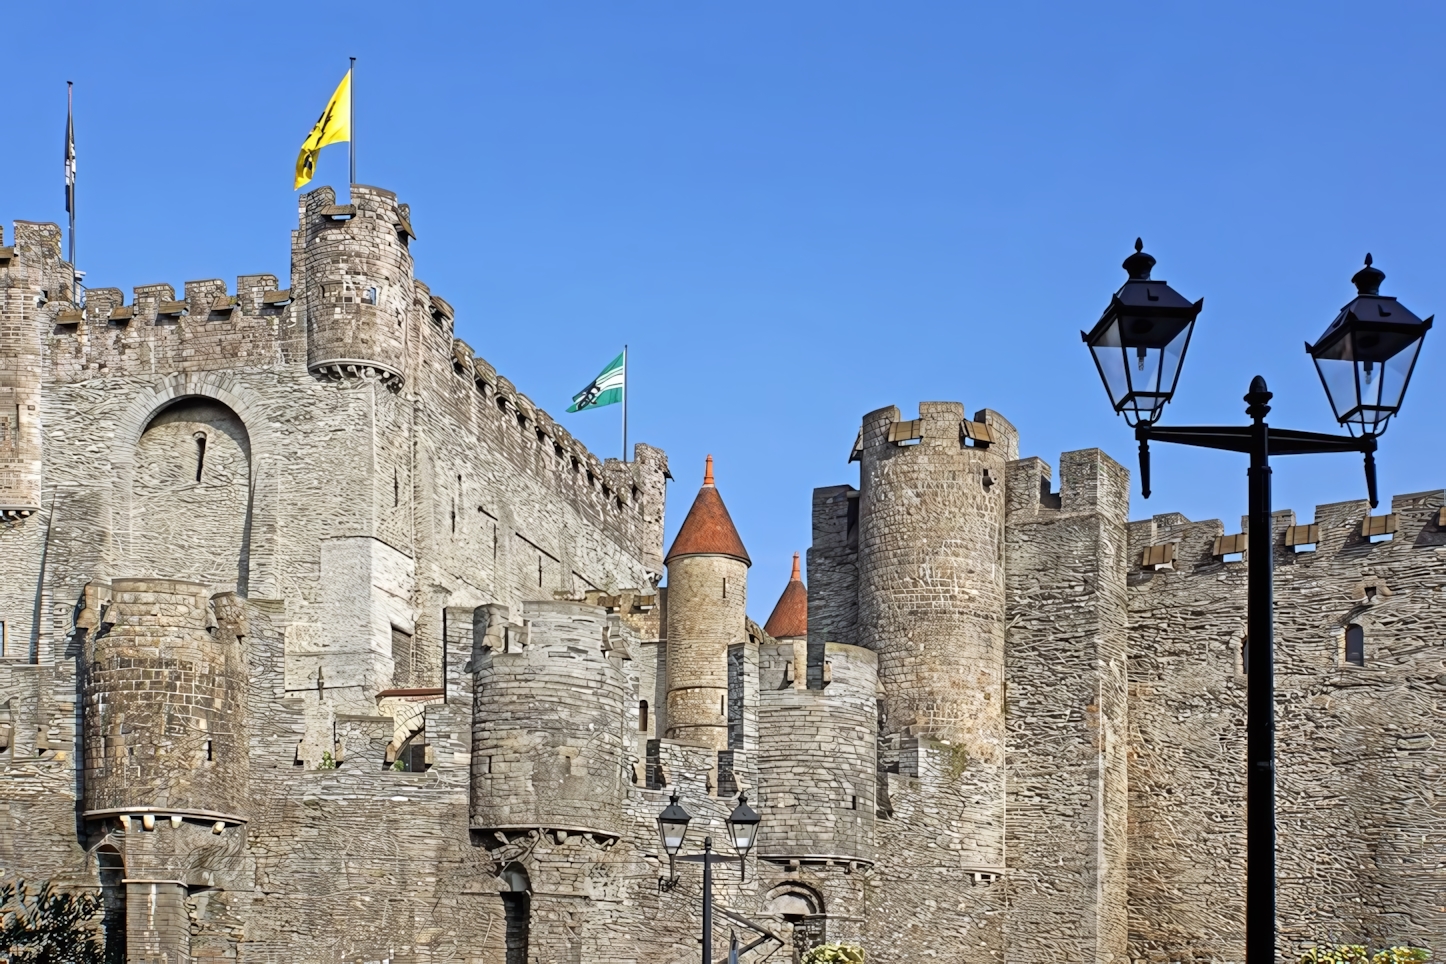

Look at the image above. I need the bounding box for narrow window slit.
[1345,625,1365,666]
[194,435,207,482]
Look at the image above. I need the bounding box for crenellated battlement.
[1125,487,1445,576]
[4,183,665,565]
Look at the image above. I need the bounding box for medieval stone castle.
[0,184,1440,964]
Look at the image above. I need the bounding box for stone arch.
[109,374,279,597]
[762,880,825,917]
[131,397,251,589]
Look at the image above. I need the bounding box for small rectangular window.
[363,286,378,305]
[0,620,7,657]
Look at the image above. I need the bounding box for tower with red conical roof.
[662,455,750,750]
[764,553,807,641]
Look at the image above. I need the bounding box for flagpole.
[66,82,74,271]
[621,345,628,462]
[349,57,356,187]
[66,81,76,296]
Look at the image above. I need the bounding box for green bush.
[1299,945,1430,964]
[0,879,106,964]
[801,942,865,964]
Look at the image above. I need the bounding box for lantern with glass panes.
[1081,238,1204,427]
[725,793,761,880]
[656,791,691,890]
[1306,254,1433,438]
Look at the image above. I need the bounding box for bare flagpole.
[622,345,629,462]
[349,57,356,187]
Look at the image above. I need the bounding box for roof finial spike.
[1135,237,1144,253]
[1365,252,1373,267]
[791,552,801,581]
[703,454,714,486]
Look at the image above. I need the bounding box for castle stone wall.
[1,180,1442,964]
[1004,449,1131,964]
[1125,488,1446,961]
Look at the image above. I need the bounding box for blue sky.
[5,2,1444,616]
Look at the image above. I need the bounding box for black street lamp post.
[1083,242,1431,963]
[657,792,764,964]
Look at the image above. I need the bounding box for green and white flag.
[568,351,625,412]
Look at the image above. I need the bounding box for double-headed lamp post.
[656,792,763,964]
[1083,241,1432,963]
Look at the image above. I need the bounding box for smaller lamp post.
[725,793,762,881]
[657,793,764,964]
[657,791,692,891]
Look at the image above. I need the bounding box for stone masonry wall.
[1004,450,1131,964]
[1125,488,1446,961]
[2,177,1444,964]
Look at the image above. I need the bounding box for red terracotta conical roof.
[664,455,751,566]
[764,553,808,639]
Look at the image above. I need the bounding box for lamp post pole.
[1245,383,1276,964]
[702,836,713,964]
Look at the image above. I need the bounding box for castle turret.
[0,222,68,519]
[763,553,808,642]
[297,185,413,385]
[470,601,629,837]
[757,640,877,865]
[855,401,1018,868]
[81,579,249,817]
[856,402,1017,744]
[663,455,750,750]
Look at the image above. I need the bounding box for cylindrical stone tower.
[82,579,249,815]
[299,184,413,385]
[856,401,1018,753]
[470,600,629,836]
[756,641,877,864]
[663,456,751,750]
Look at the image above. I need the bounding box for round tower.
[663,455,750,750]
[82,579,249,816]
[470,600,628,837]
[756,641,877,864]
[855,401,1017,753]
[299,184,413,385]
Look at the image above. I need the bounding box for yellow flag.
[294,69,351,190]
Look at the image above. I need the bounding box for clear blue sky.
[6,2,1444,616]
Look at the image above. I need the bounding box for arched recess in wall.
[131,397,252,590]
[107,374,278,598]
[762,880,824,918]
[500,862,530,964]
[97,846,126,962]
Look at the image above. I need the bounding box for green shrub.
[0,878,106,963]
[1299,945,1430,964]
[801,942,865,964]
